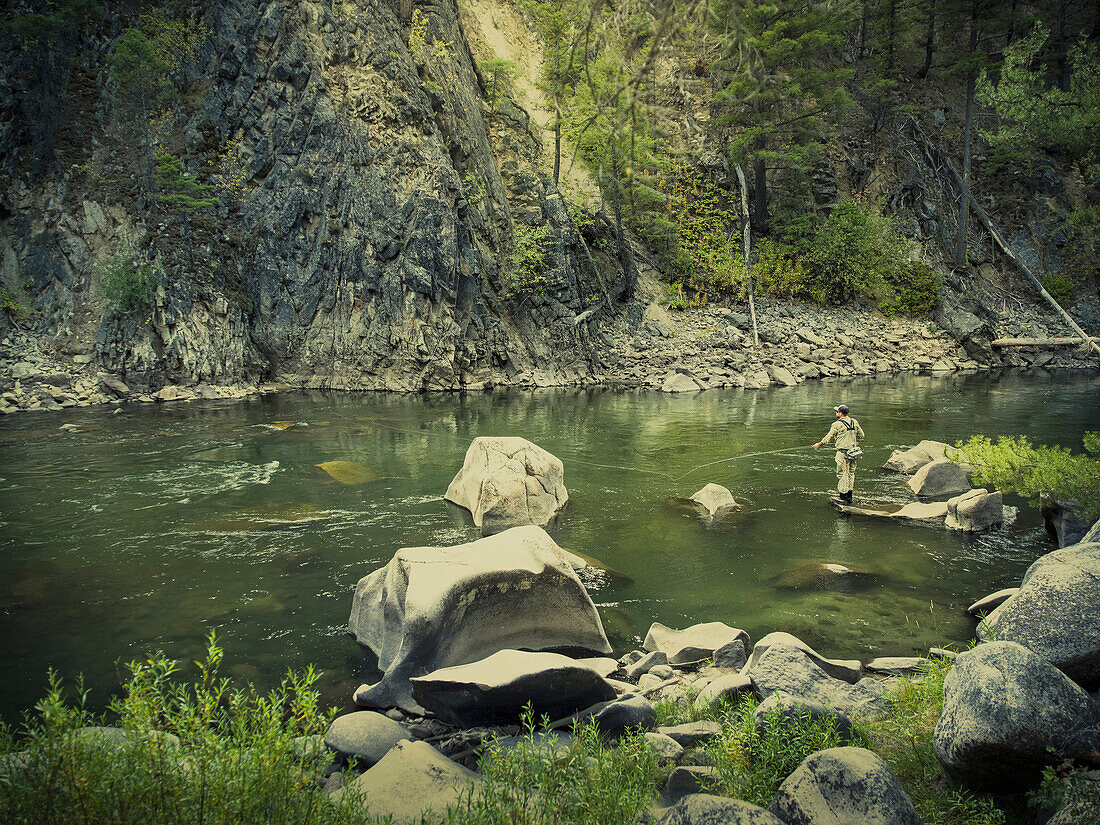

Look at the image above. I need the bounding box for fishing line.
[671,446,810,483]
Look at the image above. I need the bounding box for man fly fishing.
[813,404,865,504]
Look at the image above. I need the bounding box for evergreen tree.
[108,28,171,197]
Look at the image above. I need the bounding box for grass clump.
[702,693,856,808]
[452,708,661,825]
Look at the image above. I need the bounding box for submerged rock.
[445,437,568,535]
[315,460,378,485]
[349,526,611,712]
[773,561,878,592]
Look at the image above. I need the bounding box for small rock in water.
[316,460,379,485]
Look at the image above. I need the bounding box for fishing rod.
[671,446,810,483]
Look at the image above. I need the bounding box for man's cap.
[834,404,849,414]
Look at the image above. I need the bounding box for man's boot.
[840,491,853,504]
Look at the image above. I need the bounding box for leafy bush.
[752,239,814,300]
[881,261,941,317]
[954,431,1100,520]
[1,286,36,322]
[1040,272,1075,306]
[504,223,551,297]
[702,693,856,808]
[99,246,158,312]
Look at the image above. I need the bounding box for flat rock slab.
[743,632,862,684]
[659,794,786,825]
[324,711,410,765]
[410,649,618,727]
[444,437,568,535]
[349,525,611,712]
[331,740,480,823]
[967,588,1019,616]
[864,657,929,677]
[769,747,922,825]
[831,500,948,521]
[882,440,947,474]
[645,621,750,666]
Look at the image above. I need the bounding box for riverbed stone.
[657,721,722,747]
[330,740,481,822]
[768,747,922,825]
[979,542,1100,690]
[882,440,947,474]
[626,650,669,681]
[645,731,685,763]
[692,673,752,714]
[713,638,747,670]
[409,649,617,726]
[933,641,1100,791]
[644,622,750,666]
[967,588,1019,616]
[689,483,738,517]
[444,437,568,535]
[661,372,704,393]
[908,459,971,499]
[349,525,611,713]
[864,657,929,677]
[659,794,786,825]
[742,632,862,684]
[752,693,858,744]
[766,364,798,386]
[656,767,721,809]
[323,711,410,765]
[945,488,1008,531]
[592,694,657,736]
[748,643,886,721]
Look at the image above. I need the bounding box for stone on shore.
[444,437,568,535]
[657,721,723,747]
[752,694,858,744]
[742,632,862,684]
[945,488,1012,531]
[409,650,617,727]
[1042,500,1094,548]
[349,526,611,712]
[330,740,480,822]
[692,673,752,715]
[864,657,929,677]
[748,643,886,721]
[768,747,922,825]
[967,588,1019,617]
[661,372,705,393]
[979,542,1100,690]
[882,440,947,474]
[908,459,970,499]
[645,732,685,763]
[644,622,750,666]
[689,483,738,518]
[592,694,657,736]
[659,794,786,825]
[933,641,1100,791]
[323,711,410,765]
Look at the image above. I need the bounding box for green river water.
[1,370,1098,720]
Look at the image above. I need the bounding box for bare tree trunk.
[553,104,561,187]
[1057,0,1070,91]
[919,0,937,79]
[886,0,897,75]
[610,146,635,302]
[735,165,759,348]
[955,8,977,268]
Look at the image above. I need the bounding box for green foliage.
[505,223,552,296]
[862,657,1006,825]
[752,238,813,300]
[99,246,158,313]
[154,154,219,210]
[452,709,660,825]
[108,28,171,110]
[703,693,856,807]
[1033,760,1100,824]
[1040,272,1075,306]
[802,201,910,304]
[1,286,36,323]
[0,633,343,825]
[462,171,485,206]
[881,261,941,317]
[955,432,1100,520]
[408,8,429,60]
[480,58,520,111]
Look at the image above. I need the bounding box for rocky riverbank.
[2,292,1097,415]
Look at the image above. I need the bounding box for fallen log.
[992,337,1100,348]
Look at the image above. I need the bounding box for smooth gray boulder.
[656,768,721,810]
[592,694,657,736]
[752,694,857,744]
[330,740,480,822]
[444,437,568,535]
[933,641,1100,791]
[657,721,723,747]
[662,372,705,393]
[768,747,922,825]
[324,711,410,765]
[748,644,888,721]
[945,488,1012,531]
[979,542,1100,690]
[883,439,947,474]
[626,650,670,681]
[645,731,685,763]
[692,673,752,714]
[742,632,862,684]
[713,639,748,670]
[644,622,750,666]
[864,657,929,677]
[908,459,971,499]
[1042,500,1093,548]
[659,794,787,825]
[966,588,1018,617]
[349,526,612,712]
[409,650,617,726]
[689,483,739,518]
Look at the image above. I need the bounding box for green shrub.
[452,708,661,825]
[702,693,856,808]
[1,286,36,322]
[504,222,551,297]
[752,239,816,301]
[1040,272,1075,305]
[881,261,941,317]
[99,246,158,312]
[954,431,1100,520]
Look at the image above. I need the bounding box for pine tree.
[108,28,171,198]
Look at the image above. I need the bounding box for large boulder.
[933,641,1100,791]
[591,694,657,736]
[349,526,612,712]
[908,459,970,499]
[658,794,786,825]
[1042,500,1094,548]
[331,740,480,822]
[748,643,887,722]
[409,650,617,726]
[644,622,751,667]
[742,632,862,684]
[883,440,947,474]
[945,488,1014,531]
[662,372,705,393]
[979,542,1100,690]
[768,747,922,825]
[692,673,752,715]
[324,711,410,765]
[1082,518,1100,544]
[752,694,857,744]
[444,437,568,535]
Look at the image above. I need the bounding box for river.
[1,370,1097,720]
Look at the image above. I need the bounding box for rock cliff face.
[1,0,613,392]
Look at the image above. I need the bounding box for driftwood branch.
[734,164,759,348]
[992,337,1100,348]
